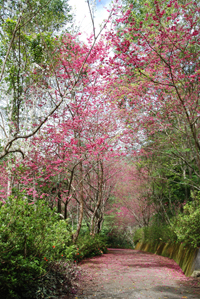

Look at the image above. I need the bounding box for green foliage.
[1,261,80,299]
[133,227,144,244]
[75,233,108,262]
[104,227,133,249]
[101,209,134,249]
[172,193,200,248]
[0,0,73,142]
[0,0,72,34]
[134,224,177,244]
[0,195,77,298]
[19,261,80,299]
[29,32,58,64]
[133,191,200,248]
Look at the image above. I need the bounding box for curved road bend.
[74,248,200,299]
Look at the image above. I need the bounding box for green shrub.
[133,227,144,244]
[100,225,134,249]
[75,233,108,262]
[0,196,77,298]
[107,230,133,249]
[172,196,200,248]
[1,261,80,299]
[133,224,177,244]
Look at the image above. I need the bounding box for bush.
[172,195,200,248]
[1,261,80,299]
[105,228,134,249]
[74,233,108,262]
[133,227,144,244]
[0,196,77,298]
[101,214,135,249]
[133,224,177,244]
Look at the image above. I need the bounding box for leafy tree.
[109,0,200,167]
[172,192,200,248]
[107,0,200,199]
[0,0,73,159]
[104,0,200,244]
[0,32,124,243]
[0,0,116,161]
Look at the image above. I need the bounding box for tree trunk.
[64,201,68,219]
[73,161,84,243]
[57,190,62,214]
[90,161,103,235]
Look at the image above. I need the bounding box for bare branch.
[87,0,96,38]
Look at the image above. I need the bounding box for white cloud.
[69,0,112,41]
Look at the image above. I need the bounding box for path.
[74,248,200,299]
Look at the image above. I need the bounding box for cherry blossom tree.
[0,0,116,161]
[2,28,125,241]
[111,159,154,228]
[106,0,200,199]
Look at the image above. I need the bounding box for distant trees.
[111,159,154,228]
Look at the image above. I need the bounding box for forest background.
[0,0,200,298]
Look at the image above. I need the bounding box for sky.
[68,0,112,39]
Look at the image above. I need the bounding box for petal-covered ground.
[73,248,200,299]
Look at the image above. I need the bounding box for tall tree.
[1,31,124,242]
[0,0,115,160]
[107,0,200,199]
[0,0,73,158]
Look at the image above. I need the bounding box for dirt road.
[74,248,200,299]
